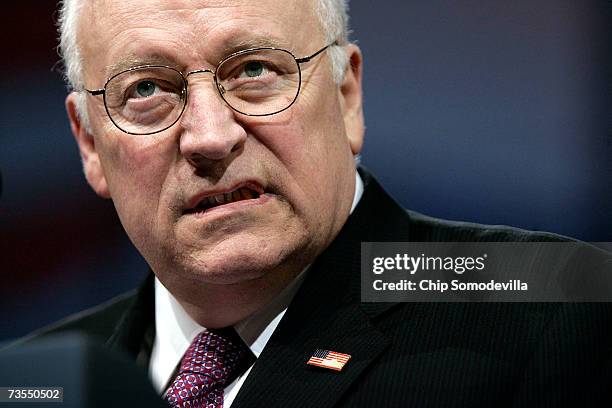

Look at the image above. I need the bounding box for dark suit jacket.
[18,169,612,407]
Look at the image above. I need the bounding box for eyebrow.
[217,37,293,57]
[106,54,180,79]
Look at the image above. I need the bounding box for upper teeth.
[205,188,256,207]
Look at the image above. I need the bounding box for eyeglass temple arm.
[295,40,339,64]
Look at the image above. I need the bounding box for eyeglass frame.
[83,41,339,135]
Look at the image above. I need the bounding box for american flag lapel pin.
[307,349,351,371]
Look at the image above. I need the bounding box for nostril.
[185,153,212,168]
[231,143,243,153]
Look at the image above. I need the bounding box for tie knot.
[165,328,254,407]
[179,328,252,385]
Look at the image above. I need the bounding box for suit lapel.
[232,168,411,407]
[231,248,391,408]
[106,273,156,367]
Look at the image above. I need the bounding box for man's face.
[68,0,363,294]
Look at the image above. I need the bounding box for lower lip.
[184,193,273,219]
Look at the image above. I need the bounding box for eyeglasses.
[85,42,337,135]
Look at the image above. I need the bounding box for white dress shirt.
[149,171,364,406]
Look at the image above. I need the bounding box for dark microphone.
[0,333,166,408]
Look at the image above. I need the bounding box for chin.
[153,225,313,287]
[189,260,271,285]
[180,245,293,286]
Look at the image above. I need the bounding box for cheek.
[256,94,346,172]
[293,99,349,189]
[248,92,350,225]
[97,132,177,236]
[104,131,174,183]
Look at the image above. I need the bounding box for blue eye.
[136,81,156,97]
[243,61,264,77]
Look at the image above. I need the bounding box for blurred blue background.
[1,0,610,342]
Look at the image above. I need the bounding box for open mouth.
[183,185,263,215]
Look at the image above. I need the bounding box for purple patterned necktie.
[164,328,255,408]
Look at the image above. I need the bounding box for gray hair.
[315,0,351,83]
[57,0,351,128]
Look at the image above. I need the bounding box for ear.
[338,44,365,155]
[66,92,110,198]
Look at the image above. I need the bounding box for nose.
[178,75,247,164]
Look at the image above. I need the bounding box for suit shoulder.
[405,209,574,242]
[8,289,138,348]
[356,168,574,243]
